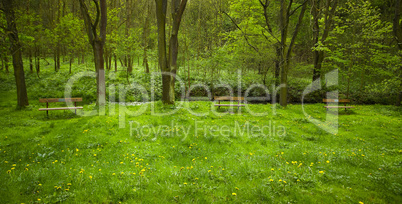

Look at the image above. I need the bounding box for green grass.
[0,92,401,203]
[0,61,401,203]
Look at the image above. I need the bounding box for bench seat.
[214,104,245,107]
[39,107,83,111]
[323,106,354,109]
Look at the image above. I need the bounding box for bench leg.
[46,102,49,117]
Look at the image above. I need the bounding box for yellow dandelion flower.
[326,160,330,163]
[183,182,187,185]
[319,171,324,174]
[235,187,239,190]
[232,193,237,196]
[89,176,93,179]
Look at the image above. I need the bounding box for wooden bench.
[323,99,354,111]
[39,98,83,116]
[214,96,245,110]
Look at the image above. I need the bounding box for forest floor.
[0,87,401,203]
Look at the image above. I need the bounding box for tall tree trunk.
[279,0,307,107]
[4,0,29,108]
[79,0,107,109]
[155,0,187,104]
[155,0,171,103]
[312,0,338,82]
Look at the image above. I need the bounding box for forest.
[0,0,401,203]
[0,0,400,107]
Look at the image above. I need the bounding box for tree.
[311,0,338,81]
[1,0,29,108]
[155,0,188,104]
[259,0,308,107]
[393,0,402,106]
[78,0,107,109]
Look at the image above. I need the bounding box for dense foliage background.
[0,0,400,105]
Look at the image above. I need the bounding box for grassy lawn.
[0,89,401,203]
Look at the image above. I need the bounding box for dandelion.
[319,171,324,174]
[112,173,116,175]
[326,160,330,163]
[94,154,97,157]
[271,168,274,171]
[37,199,41,201]
[195,178,198,180]
[89,176,93,179]
[205,157,207,160]
[208,170,211,173]
[65,189,69,191]
[269,179,273,182]
[359,202,364,204]
[235,187,239,190]
[283,180,287,184]
[279,179,282,182]
[67,183,72,186]
[183,182,187,185]
[38,184,42,186]
[232,193,237,196]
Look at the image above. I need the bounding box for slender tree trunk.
[69,55,73,74]
[114,54,117,72]
[143,0,150,73]
[4,0,29,108]
[35,46,40,76]
[393,0,402,106]
[29,49,33,73]
[4,55,9,73]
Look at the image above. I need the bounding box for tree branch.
[92,0,100,37]
[289,0,306,17]
[78,0,95,43]
[221,10,261,55]
[287,0,307,60]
